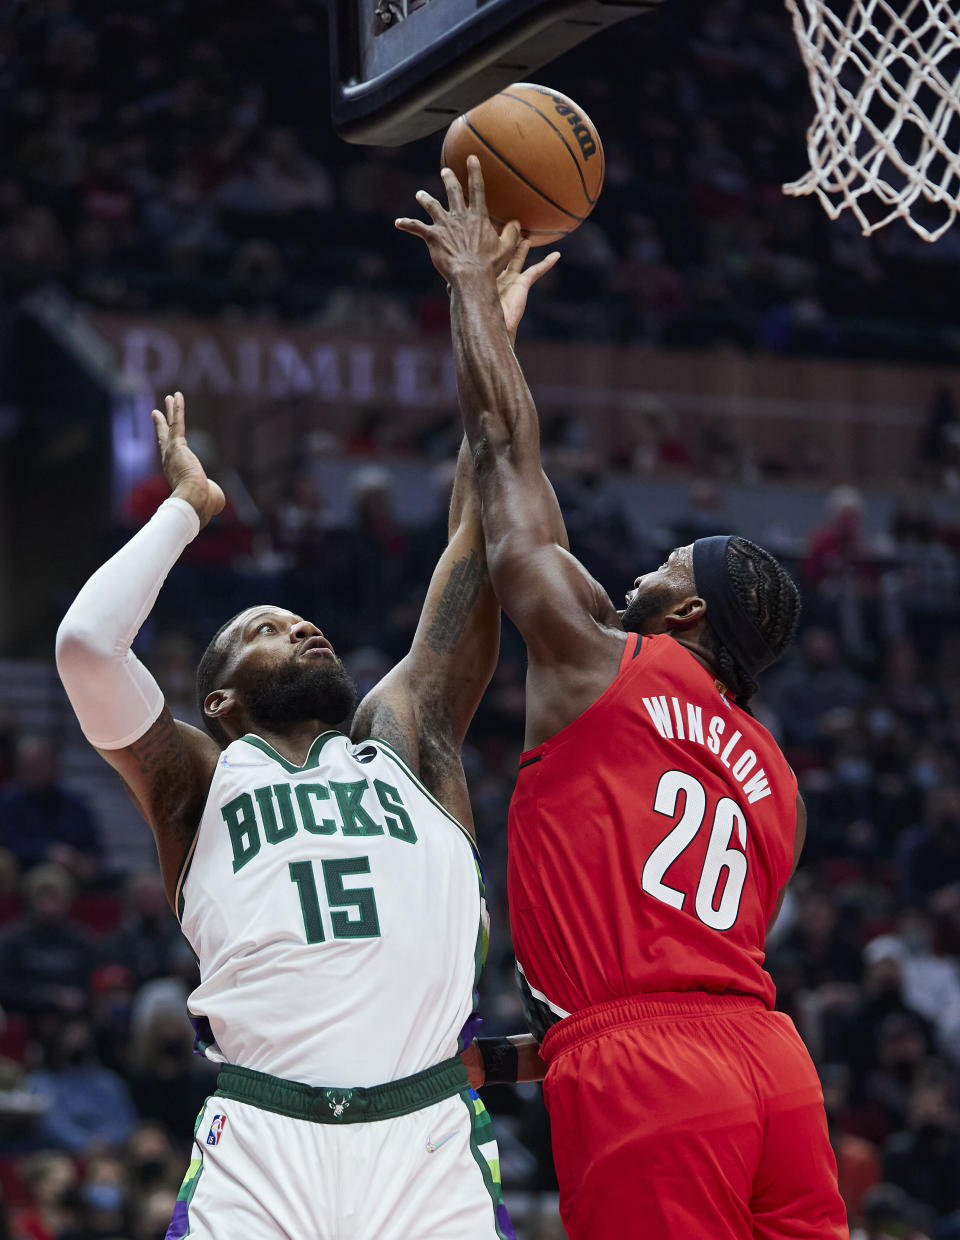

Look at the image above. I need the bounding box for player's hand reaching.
[151,391,225,530]
[459,1040,485,1090]
[396,155,522,284]
[498,239,560,347]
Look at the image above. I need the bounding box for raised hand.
[498,239,560,347]
[395,155,521,283]
[151,391,225,529]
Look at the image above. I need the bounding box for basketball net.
[784,0,960,241]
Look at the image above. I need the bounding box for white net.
[784,0,960,241]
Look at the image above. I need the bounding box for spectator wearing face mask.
[125,1121,181,1197]
[125,981,215,1140]
[77,1153,131,1239]
[25,1017,137,1155]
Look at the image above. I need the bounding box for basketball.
[440,84,604,246]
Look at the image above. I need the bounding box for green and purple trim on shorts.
[165,1107,206,1239]
[165,1064,514,1240]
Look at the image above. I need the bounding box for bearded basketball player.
[55,251,553,1240]
[397,158,848,1240]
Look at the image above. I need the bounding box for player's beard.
[241,656,358,731]
[620,582,678,634]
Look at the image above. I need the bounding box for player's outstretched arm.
[55,393,223,903]
[351,247,561,832]
[351,435,497,834]
[396,159,621,667]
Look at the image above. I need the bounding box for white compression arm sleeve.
[55,497,201,750]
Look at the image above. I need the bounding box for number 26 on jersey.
[641,770,748,932]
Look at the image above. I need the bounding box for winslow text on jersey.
[641,695,772,804]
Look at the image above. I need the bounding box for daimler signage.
[110,324,459,407]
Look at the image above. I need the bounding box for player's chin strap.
[476,1037,519,1085]
[55,497,200,749]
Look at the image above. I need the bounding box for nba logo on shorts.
[206,1114,227,1146]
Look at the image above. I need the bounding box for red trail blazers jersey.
[508,633,797,1039]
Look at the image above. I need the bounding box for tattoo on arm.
[118,709,206,842]
[357,699,418,770]
[127,711,183,785]
[424,550,486,655]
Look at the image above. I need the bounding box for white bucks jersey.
[177,731,488,1088]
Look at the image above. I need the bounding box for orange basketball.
[441,83,604,246]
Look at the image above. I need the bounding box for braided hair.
[705,537,800,709]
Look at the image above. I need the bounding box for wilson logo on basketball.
[551,98,597,160]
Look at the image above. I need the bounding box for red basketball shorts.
[540,992,848,1240]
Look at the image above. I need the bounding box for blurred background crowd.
[2,466,960,1238]
[1,0,960,1238]
[0,0,958,360]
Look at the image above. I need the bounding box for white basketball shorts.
[165,1088,514,1239]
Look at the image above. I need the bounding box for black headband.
[691,535,778,677]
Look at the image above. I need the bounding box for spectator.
[866,912,960,1041]
[132,1187,179,1240]
[77,1153,131,1238]
[918,386,960,492]
[765,626,867,748]
[866,1013,936,1136]
[102,871,180,987]
[671,478,730,547]
[822,1063,883,1226]
[126,982,215,1140]
[761,290,839,355]
[897,787,960,905]
[318,253,416,336]
[26,1017,137,1155]
[851,1182,933,1240]
[887,500,960,658]
[884,1085,960,1217]
[270,469,334,570]
[0,735,101,880]
[88,964,136,1077]
[780,885,863,990]
[0,864,95,1018]
[12,1150,79,1240]
[251,128,333,214]
[803,486,877,591]
[126,1122,181,1197]
[225,239,287,318]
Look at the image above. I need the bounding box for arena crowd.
[1,0,959,360]
[2,0,960,1237]
[0,456,958,1236]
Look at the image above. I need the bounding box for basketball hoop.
[784,0,960,241]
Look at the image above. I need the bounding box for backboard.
[329,0,663,145]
